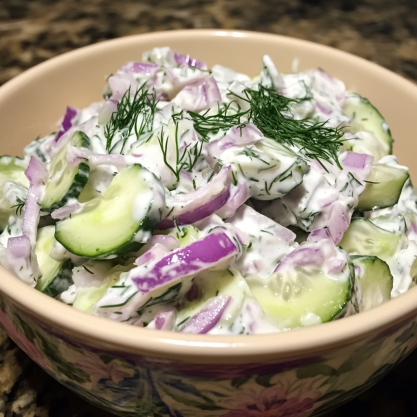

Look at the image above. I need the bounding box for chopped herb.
[100,291,138,308]
[83,266,94,274]
[177,316,190,327]
[11,197,25,216]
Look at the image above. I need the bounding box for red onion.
[173,77,221,112]
[66,146,127,169]
[173,52,207,69]
[179,295,231,334]
[131,232,238,293]
[51,202,83,220]
[6,235,39,286]
[54,106,78,143]
[154,308,177,331]
[22,157,47,247]
[158,166,231,229]
[121,62,160,76]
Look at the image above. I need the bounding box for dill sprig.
[11,197,25,215]
[104,84,158,153]
[158,111,204,181]
[238,85,345,169]
[188,101,248,142]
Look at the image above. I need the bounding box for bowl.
[0,29,417,417]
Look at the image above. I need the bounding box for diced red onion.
[215,183,250,219]
[54,106,78,143]
[158,188,230,230]
[108,72,139,101]
[316,101,332,116]
[51,202,83,220]
[328,258,347,274]
[158,166,231,229]
[131,232,238,293]
[121,62,160,76]
[173,77,221,112]
[154,308,177,331]
[6,235,39,287]
[307,228,331,242]
[66,146,127,169]
[325,201,350,244]
[166,68,206,87]
[341,152,373,170]
[173,52,207,69]
[179,295,231,334]
[23,157,47,247]
[206,124,263,167]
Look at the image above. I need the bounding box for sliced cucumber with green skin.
[0,156,29,230]
[247,263,352,330]
[55,164,164,258]
[35,226,74,297]
[357,164,409,211]
[351,255,393,312]
[73,263,126,313]
[339,218,402,262]
[41,131,91,212]
[343,93,393,156]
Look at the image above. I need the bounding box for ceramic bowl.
[0,30,417,417]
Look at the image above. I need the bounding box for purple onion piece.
[158,188,230,230]
[121,62,160,76]
[307,228,331,243]
[6,236,39,286]
[66,146,127,169]
[159,166,231,228]
[316,101,332,115]
[325,201,350,245]
[131,232,238,293]
[215,184,250,219]
[51,202,83,220]
[206,124,263,167]
[173,77,221,112]
[54,106,78,143]
[154,308,177,331]
[173,52,207,69]
[22,157,47,247]
[341,152,372,170]
[179,295,231,334]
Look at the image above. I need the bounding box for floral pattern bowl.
[1,30,417,417]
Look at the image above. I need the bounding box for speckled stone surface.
[1,0,417,416]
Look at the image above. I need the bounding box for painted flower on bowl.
[221,386,318,417]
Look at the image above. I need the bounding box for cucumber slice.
[247,261,352,329]
[73,263,125,313]
[343,93,393,156]
[55,165,163,258]
[0,156,29,230]
[339,218,402,262]
[175,268,249,332]
[41,131,91,212]
[357,164,409,211]
[35,226,73,297]
[351,255,393,312]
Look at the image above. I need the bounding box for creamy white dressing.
[4,46,417,335]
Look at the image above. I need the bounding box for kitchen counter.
[1,0,417,416]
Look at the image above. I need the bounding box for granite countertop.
[1,0,417,416]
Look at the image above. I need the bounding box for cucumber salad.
[1,47,416,335]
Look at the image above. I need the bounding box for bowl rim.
[1,28,417,363]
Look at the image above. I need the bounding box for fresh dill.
[11,197,26,215]
[188,101,248,142]
[104,84,158,153]
[158,111,204,181]
[236,85,345,169]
